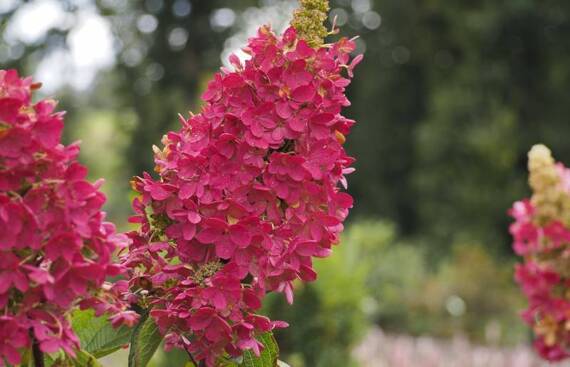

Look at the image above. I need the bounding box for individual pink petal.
[25,266,54,285]
[291,85,316,103]
[179,182,197,199]
[295,40,315,59]
[182,223,197,240]
[4,344,22,365]
[310,113,335,125]
[230,225,251,247]
[215,239,235,259]
[40,339,61,353]
[222,73,245,88]
[196,228,222,244]
[275,101,293,119]
[287,117,305,132]
[34,117,63,148]
[148,183,173,200]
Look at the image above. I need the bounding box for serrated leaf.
[71,350,105,367]
[239,332,279,367]
[71,309,132,358]
[213,333,280,367]
[128,311,163,367]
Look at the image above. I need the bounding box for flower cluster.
[509,144,570,361]
[0,70,136,366]
[123,22,361,366]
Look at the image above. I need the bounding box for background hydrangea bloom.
[0,69,136,366]
[122,10,361,366]
[509,144,570,361]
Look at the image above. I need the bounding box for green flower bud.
[291,0,330,47]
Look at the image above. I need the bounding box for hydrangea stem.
[30,333,44,367]
[291,0,330,46]
[185,348,199,366]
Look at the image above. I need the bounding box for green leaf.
[71,350,105,367]
[44,353,56,367]
[240,332,279,367]
[214,332,281,367]
[71,309,132,358]
[20,349,32,367]
[217,359,238,367]
[128,311,163,367]
[43,349,103,367]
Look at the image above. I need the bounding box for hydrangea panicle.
[0,69,137,366]
[122,1,362,365]
[510,144,570,361]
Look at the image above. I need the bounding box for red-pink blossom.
[0,69,137,365]
[122,24,360,365]
[509,147,570,361]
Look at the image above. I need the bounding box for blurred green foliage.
[344,221,528,345]
[263,227,369,367]
[263,220,528,366]
[347,0,570,258]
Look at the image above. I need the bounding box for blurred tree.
[264,220,529,367]
[340,0,570,256]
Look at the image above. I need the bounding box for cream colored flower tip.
[528,144,560,193]
[528,144,555,171]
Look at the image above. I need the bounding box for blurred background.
[2,0,570,366]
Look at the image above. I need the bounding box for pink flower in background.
[509,145,570,361]
[0,69,136,365]
[122,23,360,366]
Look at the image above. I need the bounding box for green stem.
[184,348,198,366]
[291,0,330,47]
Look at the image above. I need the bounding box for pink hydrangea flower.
[0,69,137,365]
[122,24,360,365]
[509,146,570,361]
